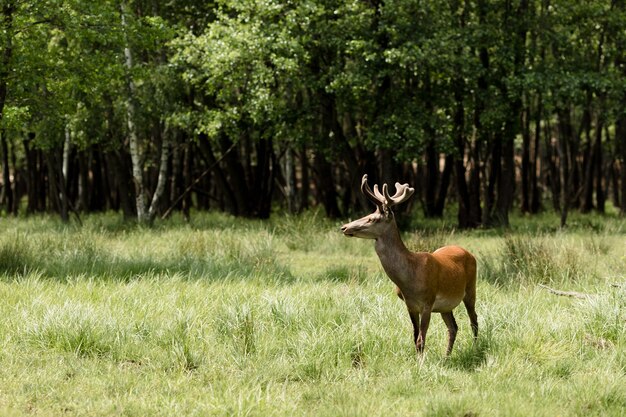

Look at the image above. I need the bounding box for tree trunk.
[492,0,527,227]
[169,138,183,213]
[147,131,171,223]
[313,151,341,218]
[494,129,515,227]
[544,118,560,211]
[521,101,531,213]
[46,151,69,223]
[594,105,605,213]
[610,158,619,209]
[0,2,14,215]
[299,145,309,211]
[76,151,88,212]
[220,136,252,216]
[557,107,572,227]
[614,0,626,214]
[423,69,442,218]
[424,141,440,217]
[530,93,542,213]
[90,148,107,211]
[25,145,42,212]
[581,95,595,212]
[454,82,474,229]
[0,128,12,214]
[250,137,274,219]
[121,2,148,224]
[617,116,626,215]
[110,149,135,219]
[197,134,238,215]
[452,0,479,228]
[23,134,39,214]
[283,145,297,213]
[461,0,484,229]
[484,136,501,226]
[434,154,453,216]
[604,127,619,209]
[182,141,193,219]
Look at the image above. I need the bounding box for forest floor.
[0,210,624,416]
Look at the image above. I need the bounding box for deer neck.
[373,222,412,287]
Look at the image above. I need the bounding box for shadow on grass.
[0,233,294,283]
[446,325,495,372]
[314,265,369,284]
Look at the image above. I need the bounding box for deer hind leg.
[463,293,478,340]
[441,312,458,356]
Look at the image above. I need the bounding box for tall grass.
[476,230,624,288]
[0,218,291,282]
[0,211,624,416]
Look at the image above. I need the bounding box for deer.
[341,174,478,356]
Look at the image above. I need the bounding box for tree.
[0,0,623,227]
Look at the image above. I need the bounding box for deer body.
[341,175,477,356]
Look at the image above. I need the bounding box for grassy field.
[0,211,624,416]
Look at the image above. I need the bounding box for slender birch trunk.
[63,126,71,180]
[147,131,171,223]
[121,2,148,224]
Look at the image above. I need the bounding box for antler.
[361,174,385,207]
[361,174,414,209]
[383,182,415,207]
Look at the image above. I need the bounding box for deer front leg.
[408,310,420,346]
[416,307,432,353]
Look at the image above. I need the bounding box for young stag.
[341,174,478,356]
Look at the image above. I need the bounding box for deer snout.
[341,224,354,237]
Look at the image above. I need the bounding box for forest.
[1,0,626,227]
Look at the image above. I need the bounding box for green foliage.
[0,105,30,133]
[171,0,311,145]
[1,0,179,153]
[2,0,626,225]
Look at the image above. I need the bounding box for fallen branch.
[538,284,592,299]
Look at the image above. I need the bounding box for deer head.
[341,174,415,239]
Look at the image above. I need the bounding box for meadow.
[0,211,624,416]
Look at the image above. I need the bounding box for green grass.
[0,211,624,416]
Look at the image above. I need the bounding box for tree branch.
[161,141,237,220]
[538,284,592,299]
